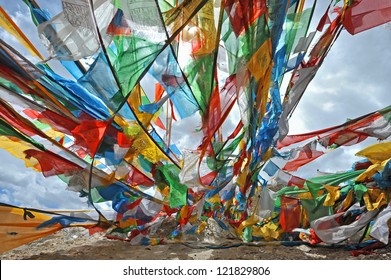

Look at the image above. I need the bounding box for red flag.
[24,149,82,177]
[282,142,324,172]
[72,120,110,156]
[317,2,332,32]
[200,171,218,185]
[287,175,306,188]
[343,0,391,34]
[0,103,40,137]
[280,196,301,232]
[127,166,155,187]
[200,75,237,154]
[39,110,78,134]
[277,108,389,149]
[224,0,267,36]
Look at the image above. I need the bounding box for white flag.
[38,0,114,61]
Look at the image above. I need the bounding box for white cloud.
[321,101,335,112]
[289,23,391,132]
[293,137,380,179]
[170,113,203,151]
[277,1,391,176]
[0,150,88,209]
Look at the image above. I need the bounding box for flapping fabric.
[0,0,389,252]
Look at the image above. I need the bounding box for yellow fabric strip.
[323,185,341,206]
[0,206,62,253]
[0,136,39,169]
[356,141,391,163]
[363,188,387,211]
[0,6,44,60]
[356,159,390,182]
[247,39,272,82]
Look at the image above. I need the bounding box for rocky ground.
[1,228,391,260]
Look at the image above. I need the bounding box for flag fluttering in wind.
[0,0,390,253]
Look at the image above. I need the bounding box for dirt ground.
[1,228,391,260]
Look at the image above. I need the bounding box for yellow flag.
[323,185,341,206]
[0,205,62,253]
[0,6,44,60]
[247,39,272,81]
[363,188,387,211]
[355,141,391,163]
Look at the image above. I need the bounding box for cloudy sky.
[291,9,391,178]
[0,0,390,209]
